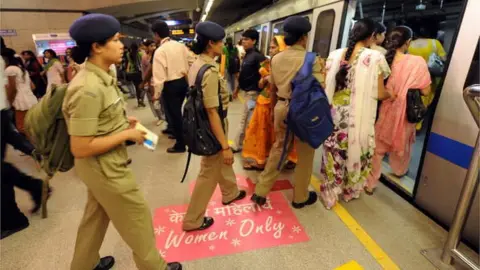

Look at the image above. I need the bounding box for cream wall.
[0,11,83,52]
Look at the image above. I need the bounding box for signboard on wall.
[32,33,76,56]
[171,28,195,36]
[0,29,17,36]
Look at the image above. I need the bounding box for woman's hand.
[127,116,138,129]
[125,129,146,144]
[222,147,234,165]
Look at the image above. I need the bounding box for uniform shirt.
[238,48,266,91]
[152,37,191,94]
[63,61,129,137]
[271,45,325,100]
[188,54,229,110]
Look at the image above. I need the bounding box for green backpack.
[25,84,74,176]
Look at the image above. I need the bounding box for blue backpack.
[278,52,334,169]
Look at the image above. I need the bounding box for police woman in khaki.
[182,21,246,231]
[251,16,323,208]
[64,14,182,270]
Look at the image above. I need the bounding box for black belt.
[278,97,290,101]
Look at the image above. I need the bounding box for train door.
[415,0,480,250]
[309,1,344,58]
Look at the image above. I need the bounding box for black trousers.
[127,72,144,103]
[1,110,42,230]
[163,77,188,148]
[6,109,35,155]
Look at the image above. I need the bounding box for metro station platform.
[0,98,477,270]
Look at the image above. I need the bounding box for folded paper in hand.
[135,123,158,151]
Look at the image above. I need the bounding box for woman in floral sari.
[242,36,298,170]
[320,18,393,209]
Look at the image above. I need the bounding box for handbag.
[427,40,444,77]
[406,89,427,123]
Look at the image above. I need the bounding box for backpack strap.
[180,151,192,183]
[299,52,316,78]
[195,64,214,90]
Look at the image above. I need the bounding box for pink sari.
[375,54,431,153]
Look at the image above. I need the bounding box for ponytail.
[384,26,413,67]
[335,18,376,91]
[335,39,355,91]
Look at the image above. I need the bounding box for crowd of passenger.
[0,11,446,270]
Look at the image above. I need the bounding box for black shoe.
[0,221,29,240]
[251,193,267,206]
[167,262,183,270]
[291,191,318,209]
[185,217,214,232]
[93,256,115,270]
[223,190,247,205]
[138,101,146,107]
[167,147,186,153]
[31,185,52,214]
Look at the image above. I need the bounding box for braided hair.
[384,26,413,67]
[335,18,376,91]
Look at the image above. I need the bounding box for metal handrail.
[463,84,480,128]
[422,85,480,270]
[440,85,480,269]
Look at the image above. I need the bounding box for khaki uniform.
[182,54,240,230]
[63,62,166,270]
[255,45,326,203]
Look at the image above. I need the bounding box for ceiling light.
[205,0,213,14]
[165,20,180,26]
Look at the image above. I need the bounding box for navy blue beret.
[69,14,120,43]
[195,21,225,41]
[284,16,312,35]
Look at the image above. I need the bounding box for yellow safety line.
[334,260,364,270]
[310,175,400,270]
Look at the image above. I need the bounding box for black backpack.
[181,64,224,182]
[227,50,240,74]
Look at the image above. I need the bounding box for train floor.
[0,97,476,270]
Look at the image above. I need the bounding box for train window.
[273,21,284,36]
[312,9,335,58]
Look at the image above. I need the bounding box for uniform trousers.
[254,100,315,203]
[71,145,166,270]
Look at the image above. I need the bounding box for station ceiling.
[88,0,276,32]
